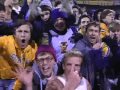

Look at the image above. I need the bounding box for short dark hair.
[72,5,82,14]
[54,1,61,7]
[78,15,91,25]
[40,5,51,12]
[0,3,5,11]
[85,21,100,32]
[13,19,33,34]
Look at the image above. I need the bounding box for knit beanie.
[35,45,56,61]
[51,9,68,25]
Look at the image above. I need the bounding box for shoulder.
[74,39,86,50]
[0,35,14,43]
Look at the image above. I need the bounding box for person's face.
[81,6,86,13]
[110,30,120,42]
[63,56,82,77]
[72,8,79,16]
[40,10,50,22]
[54,18,66,31]
[0,11,5,22]
[86,25,100,45]
[36,53,55,77]
[80,17,90,29]
[104,13,115,24]
[14,24,31,49]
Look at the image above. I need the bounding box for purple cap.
[35,45,56,61]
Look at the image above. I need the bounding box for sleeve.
[89,48,109,70]
[74,40,89,55]
[0,36,7,48]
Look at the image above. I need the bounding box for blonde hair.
[62,50,83,64]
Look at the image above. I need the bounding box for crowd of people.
[0,0,120,90]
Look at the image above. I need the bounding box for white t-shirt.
[57,76,88,90]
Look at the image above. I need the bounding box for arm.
[91,42,110,70]
[74,40,88,55]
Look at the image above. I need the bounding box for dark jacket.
[74,37,110,88]
[0,22,14,36]
[32,17,53,45]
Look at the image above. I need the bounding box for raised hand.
[92,42,104,50]
[66,66,82,90]
[12,64,33,86]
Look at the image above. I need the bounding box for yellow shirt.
[0,35,37,79]
[100,23,109,38]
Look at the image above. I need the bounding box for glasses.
[37,56,53,64]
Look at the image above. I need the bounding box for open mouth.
[90,36,96,39]
[42,67,50,72]
[21,39,25,43]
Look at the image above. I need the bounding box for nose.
[91,31,95,36]
[70,65,76,72]
[42,59,47,65]
[21,32,25,37]
[84,22,88,26]
[43,15,48,20]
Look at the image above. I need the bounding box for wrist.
[63,82,75,90]
[25,82,32,87]
[26,83,32,90]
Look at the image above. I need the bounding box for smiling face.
[86,25,100,45]
[80,17,90,29]
[14,24,31,49]
[36,52,55,78]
